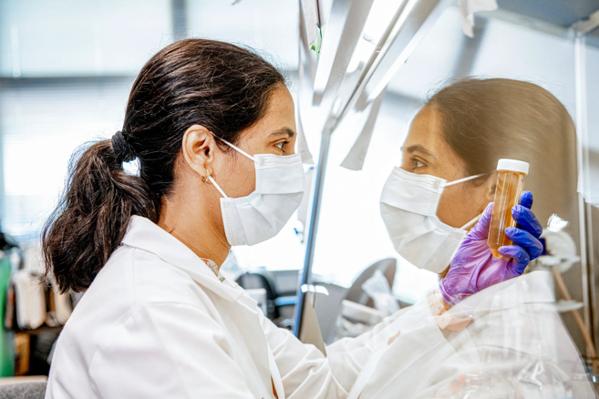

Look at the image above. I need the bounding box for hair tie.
[111,130,136,163]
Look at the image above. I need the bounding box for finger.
[512,205,543,238]
[498,245,530,274]
[519,191,533,209]
[469,202,494,240]
[505,227,544,259]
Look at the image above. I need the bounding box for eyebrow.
[403,144,435,159]
[269,127,296,138]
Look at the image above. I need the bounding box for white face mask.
[208,139,305,246]
[379,167,484,273]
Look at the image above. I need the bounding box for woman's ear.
[181,125,215,178]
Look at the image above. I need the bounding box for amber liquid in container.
[487,159,529,258]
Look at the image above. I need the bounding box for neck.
[157,193,230,268]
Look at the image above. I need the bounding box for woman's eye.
[274,141,287,152]
[412,158,426,169]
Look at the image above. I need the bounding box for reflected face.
[213,84,297,198]
[400,105,491,227]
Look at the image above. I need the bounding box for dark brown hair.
[42,39,285,292]
[426,77,578,225]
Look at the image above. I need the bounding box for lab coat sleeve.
[261,292,447,398]
[353,273,598,398]
[261,314,349,398]
[89,301,255,399]
[326,292,449,395]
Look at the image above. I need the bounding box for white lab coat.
[351,271,596,398]
[45,216,447,399]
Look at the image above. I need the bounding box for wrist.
[438,278,456,308]
[429,288,452,316]
[429,288,472,334]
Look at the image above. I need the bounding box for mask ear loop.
[443,173,486,187]
[206,135,256,199]
[215,136,256,162]
[442,173,488,230]
[207,176,228,198]
[461,213,482,230]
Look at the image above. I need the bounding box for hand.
[439,191,544,305]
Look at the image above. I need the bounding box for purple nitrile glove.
[439,191,544,305]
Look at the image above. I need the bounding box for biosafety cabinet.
[292,0,599,382]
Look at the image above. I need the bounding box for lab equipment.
[298,285,328,355]
[537,215,598,362]
[361,269,399,316]
[487,159,529,257]
[207,137,305,246]
[308,259,396,342]
[236,270,297,326]
[538,214,579,273]
[440,192,544,305]
[335,267,398,339]
[336,300,385,338]
[379,167,484,272]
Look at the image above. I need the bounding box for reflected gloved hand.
[439,191,544,305]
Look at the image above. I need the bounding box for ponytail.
[42,139,156,292]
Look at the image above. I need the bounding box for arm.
[259,193,543,398]
[317,192,544,396]
[260,294,449,398]
[260,312,349,398]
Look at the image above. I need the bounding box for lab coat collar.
[121,216,245,303]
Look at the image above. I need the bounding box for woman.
[361,79,594,398]
[381,78,577,277]
[42,40,542,398]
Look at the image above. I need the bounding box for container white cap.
[497,159,529,174]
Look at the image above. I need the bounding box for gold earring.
[202,176,208,183]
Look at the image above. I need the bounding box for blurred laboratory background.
[0,0,598,393]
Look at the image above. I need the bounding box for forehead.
[252,85,296,131]
[236,85,296,145]
[403,105,446,151]
[404,105,469,175]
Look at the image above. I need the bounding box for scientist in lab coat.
[349,79,594,398]
[42,39,543,398]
